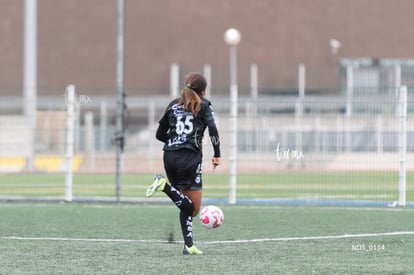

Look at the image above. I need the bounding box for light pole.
[23,0,37,171]
[115,0,125,202]
[224,28,241,204]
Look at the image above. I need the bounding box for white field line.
[1,231,414,245]
[2,203,414,212]
[202,231,414,244]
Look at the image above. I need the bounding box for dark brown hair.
[178,72,207,116]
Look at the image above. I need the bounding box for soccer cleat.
[182,245,203,255]
[145,174,167,197]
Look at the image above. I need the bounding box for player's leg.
[146,181,201,254]
[179,190,201,252]
[179,152,203,255]
[163,182,195,215]
[160,185,202,254]
[146,177,194,217]
[182,189,202,217]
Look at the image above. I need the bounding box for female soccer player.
[145,72,221,255]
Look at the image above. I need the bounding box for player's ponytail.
[178,73,207,117]
[179,86,201,116]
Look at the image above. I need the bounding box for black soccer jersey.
[156,97,221,157]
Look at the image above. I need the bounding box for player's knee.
[192,206,200,217]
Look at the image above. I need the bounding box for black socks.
[163,184,194,215]
[163,183,194,247]
[180,211,193,247]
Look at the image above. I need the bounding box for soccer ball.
[199,205,224,229]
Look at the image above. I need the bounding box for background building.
[1,0,414,97]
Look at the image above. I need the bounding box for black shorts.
[163,149,202,190]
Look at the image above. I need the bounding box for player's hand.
[212,157,221,172]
